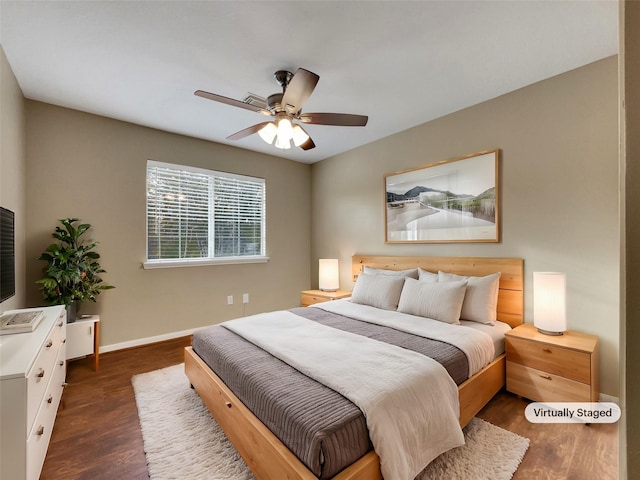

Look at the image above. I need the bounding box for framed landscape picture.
[385,149,499,243]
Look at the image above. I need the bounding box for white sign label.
[525,402,620,423]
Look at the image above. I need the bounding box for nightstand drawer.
[301,293,328,306]
[506,362,591,402]
[506,336,591,384]
[301,290,351,307]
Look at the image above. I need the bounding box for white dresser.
[0,305,67,480]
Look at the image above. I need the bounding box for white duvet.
[223,310,465,480]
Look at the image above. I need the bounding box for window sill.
[142,256,270,269]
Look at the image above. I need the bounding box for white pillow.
[438,271,501,324]
[350,273,406,310]
[418,268,439,283]
[397,278,467,324]
[363,266,419,279]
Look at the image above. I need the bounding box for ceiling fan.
[195,68,368,151]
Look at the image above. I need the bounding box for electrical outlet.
[227,295,234,305]
[242,293,249,304]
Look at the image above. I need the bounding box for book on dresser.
[0,310,44,335]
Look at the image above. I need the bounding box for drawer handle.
[36,368,45,378]
[47,395,53,404]
[36,426,45,436]
[225,401,232,409]
[45,340,53,348]
[59,361,65,367]
[539,374,552,380]
[542,348,552,353]
[62,338,66,344]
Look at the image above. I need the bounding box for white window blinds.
[146,161,266,267]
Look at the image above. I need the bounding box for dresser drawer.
[506,336,591,384]
[507,361,591,402]
[26,327,64,431]
[26,343,65,480]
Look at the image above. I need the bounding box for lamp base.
[537,328,564,336]
[319,288,338,292]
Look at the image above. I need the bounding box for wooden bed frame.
[185,255,524,480]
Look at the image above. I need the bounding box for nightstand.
[505,323,599,402]
[301,289,351,306]
[66,315,100,371]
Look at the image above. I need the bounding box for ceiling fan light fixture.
[276,117,294,143]
[258,122,277,144]
[261,115,296,149]
[292,125,310,147]
[274,135,291,150]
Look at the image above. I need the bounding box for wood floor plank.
[41,336,617,479]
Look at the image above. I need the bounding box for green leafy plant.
[37,218,114,307]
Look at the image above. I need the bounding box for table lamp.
[533,272,566,335]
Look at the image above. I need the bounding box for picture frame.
[385,149,499,243]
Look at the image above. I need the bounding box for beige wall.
[311,57,620,397]
[24,102,311,346]
[0,45,26,311]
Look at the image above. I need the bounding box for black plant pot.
[66,302,78,323]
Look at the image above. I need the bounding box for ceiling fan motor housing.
[267,93,284,113]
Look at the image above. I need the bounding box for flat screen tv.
[0,207,15,303]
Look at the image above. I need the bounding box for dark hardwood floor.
[41,337,618,479]
[41,336,192,480]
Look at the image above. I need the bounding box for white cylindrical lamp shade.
[319,259,339,292]
[533,272,567,335]
[258,122,277,144]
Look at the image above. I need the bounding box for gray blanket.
[191,306,468,479]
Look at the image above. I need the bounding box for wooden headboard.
[352,255,524,328]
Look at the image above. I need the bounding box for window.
[144,160,267,268]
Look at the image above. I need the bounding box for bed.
[185,255,524,480]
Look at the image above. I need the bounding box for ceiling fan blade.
[281,68,319,115]
[227,122,272,140]
[299,112,368,126]
[195,90,270,115]
[300,137,316,151]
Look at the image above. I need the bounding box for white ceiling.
[0,1,618,164]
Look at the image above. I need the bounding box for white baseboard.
[99,327,196,354]
[599,392,620,404]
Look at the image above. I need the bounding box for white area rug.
[132,364,529,480]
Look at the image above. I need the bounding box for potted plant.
[37,218,114,322]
